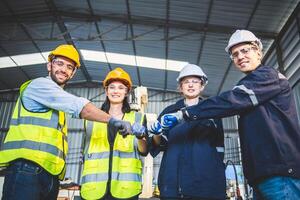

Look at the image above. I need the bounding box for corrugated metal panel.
[0,68,29,89]
[264,50,278,70]
[0,0,298,96]
[0,93,18,154]
[210,0,255,28]
[281,18,300,80]
[0,102,15,129]
[170,0,210,23]
[0,92,18,128]
[264,9,299,86]
[222,117,241,165]
[6,0,48,15]
[65,129,84,184]
[131,0,167,20]
[168,29,202,61]
[249,0,297,32]
[224,135,241,165]
[145,90,180,114]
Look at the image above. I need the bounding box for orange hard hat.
[48,44,81,68]
[103,67,132,89]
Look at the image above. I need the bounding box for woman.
[80,67,148,200]
[149,63,226,200]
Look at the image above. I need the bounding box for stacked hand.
[131,122,146,139]
[160,110,183,129]
[149,120,162,136]
[108,118,132,137]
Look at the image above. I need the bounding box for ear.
[257,50,263,61]
[178,83,183,93]
[69,68,77,79]
[199,85,205,93]
[47,62,51,73]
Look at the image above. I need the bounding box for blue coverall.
[184,65,300,186]
[151,98,226,199]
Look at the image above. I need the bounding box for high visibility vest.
[0,80,68,178]
[80,111,144,200]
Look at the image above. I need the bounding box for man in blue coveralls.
[160,30,300,200]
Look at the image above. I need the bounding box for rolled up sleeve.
[22,77,90,118]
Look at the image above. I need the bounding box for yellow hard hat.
[48,44,81,68]
[103,67,132,89]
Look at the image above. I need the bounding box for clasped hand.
[160,110,183,129]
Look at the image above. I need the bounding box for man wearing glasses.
[160,30,300,199]
[0,44,132,200]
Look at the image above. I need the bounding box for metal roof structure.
[0,0,299,97]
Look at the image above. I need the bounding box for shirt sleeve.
[186,66,283,120]
[22,77,90,118]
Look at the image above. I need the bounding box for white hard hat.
[177,63,208,85]
[225,30,263,53]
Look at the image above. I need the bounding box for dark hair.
[101,96,131,114]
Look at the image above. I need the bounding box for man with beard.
[0,44,132,200]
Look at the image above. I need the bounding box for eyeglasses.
[230,46,258,60]
[107,85,128,91]
[52,59,76,72]
[182,79,202,85]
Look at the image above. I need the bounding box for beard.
[50,70,70,86]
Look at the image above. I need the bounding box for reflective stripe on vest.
[2,140,64,159]
[82,171,140,183]
[80,111,144,200]
[0,80,68,176]
[84,150,139,161]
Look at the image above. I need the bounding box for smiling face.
[105,81,129,104]
[179,76,204,99]
[47,56,76,87]
[230,43,262,74]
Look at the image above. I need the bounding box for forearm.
[137,138,148,155]
[80,102,111,123]
[185,91,250,120]
[152,135,161,146]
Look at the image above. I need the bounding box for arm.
[23,77,131,133]
[161,66,284,126]
[23,77,90,118]
[24,77,111,122]
[152,134,161,146]
[137,137,148,156]
[80,102,111,122]
[187,66,283,120]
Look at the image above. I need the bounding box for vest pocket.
[115,136,134,152]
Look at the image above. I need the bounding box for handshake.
[108,118,146,139]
